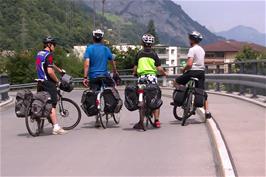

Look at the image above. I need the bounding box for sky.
[173,0,266,33]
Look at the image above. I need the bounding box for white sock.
[53,124,60,130]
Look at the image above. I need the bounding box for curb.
[207,91,266,108]
[197,108,237,177]
[0,97,14,108]
[162,91,237,177]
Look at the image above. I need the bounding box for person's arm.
[154,52,167,76]
[157,66,167,76]
[47,67,60,83]
[183,48,194,73]
[110,60,118,75]
[83,59,90,87]
[182,57,193,73]
[133,66,137,76]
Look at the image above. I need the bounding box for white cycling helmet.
[188,31,203,43]
[93,29,104,40]
[142,34,155,45]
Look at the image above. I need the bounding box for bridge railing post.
[227,64,233,93]
[205,66,209,90]
[215,65,220,92]
[0,74,10,102]
[251,62,258,98]
[239,63,245,95]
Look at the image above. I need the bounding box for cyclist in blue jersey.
[35,36,67,135]
[83,29,119,127]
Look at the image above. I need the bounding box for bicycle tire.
[58,98,82,130]
[112,113,120,125]
[173,105,183,121]
[182,92,193,126]
[99,94,108,129]
[25,107,42,137]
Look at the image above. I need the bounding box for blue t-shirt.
[84,43,113,79]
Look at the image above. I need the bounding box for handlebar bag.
[60,74,74,92]
[15,89,33,118]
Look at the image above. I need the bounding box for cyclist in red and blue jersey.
[35,36,67,135]
[83,29,119,127]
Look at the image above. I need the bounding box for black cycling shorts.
[90,77,114,91]
[38,80,57,108]
[175,70,205,89]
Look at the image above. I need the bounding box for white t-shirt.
[187,44,205,71]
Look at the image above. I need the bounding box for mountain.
[216,26,266,46]
[0,0,146,50]
[83,0,221,46]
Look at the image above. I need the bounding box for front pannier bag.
[81,90,98,117]
[59,74,74,92]
[31,92,52,118]
[15,90,33,118]
[144,84,163,110]
[124,85,138,111]
[173,86,187,106]
[194,88,205,107]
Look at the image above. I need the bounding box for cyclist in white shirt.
[175,31,212,119]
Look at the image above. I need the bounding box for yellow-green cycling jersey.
[134,48,161,76]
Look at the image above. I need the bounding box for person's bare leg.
[153,109,160,121]
[50,108,57,125]
[204,100,212,119]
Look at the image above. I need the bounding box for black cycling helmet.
[93,29,104,40]
[188,31,203,43]
[43,36,57,45]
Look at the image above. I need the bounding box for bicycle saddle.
[191,77,199,81]
[34,79,44,82]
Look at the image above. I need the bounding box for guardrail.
[0,75,10,102]
[3,60,266,100]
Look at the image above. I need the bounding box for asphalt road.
[1,90,216,177]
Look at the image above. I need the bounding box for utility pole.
[93,0,96,29]
[21,15,27,50]
[101,0,106,29]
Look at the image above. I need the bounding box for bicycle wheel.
[112,112,120,124]
[173,105,184,121]
[182,92,193,126]
[99,94,108,129]
[57,98,81,130]
[25,107,42,137]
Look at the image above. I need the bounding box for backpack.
[59,74,74,92]
[124,85,138,111]
[81,90,98,117]
[173,86,187,106]
[102,87,123,113]
[194,88,205,107]
[144,84,163,110]
[15,90,33,118]
[31,92,52,118]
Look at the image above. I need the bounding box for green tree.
[146,20,160,44]
[235,46,260,61]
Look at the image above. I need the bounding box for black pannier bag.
[144,84,163,110]
[81,90,98,117]
[102,87,123,113]
[31,91,53,118]
[173,86,187,106]
[194,88,205,107]
[15,90,33,118]
[124,85,138,111]
[59,74,74,92]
